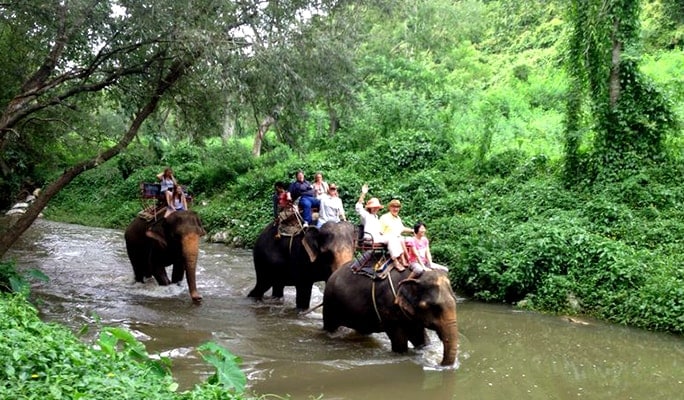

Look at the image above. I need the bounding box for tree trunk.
[252,114,276,157]
[0,59,190,258]
[609,19,622,108]
[328,107,339,137]
[221,111,236,144]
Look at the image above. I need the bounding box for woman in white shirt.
[317,183,346,228]
[312,172,329,199]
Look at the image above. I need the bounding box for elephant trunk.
[437,318,459,366]
[181,233,202,302]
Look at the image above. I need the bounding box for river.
[4,219,683,399]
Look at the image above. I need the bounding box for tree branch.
[0,57,193,258]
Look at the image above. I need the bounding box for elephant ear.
[302,229,321,263]
[395,279,421,318]
[145,224,168,249]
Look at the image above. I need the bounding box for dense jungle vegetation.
[1,0,683,397]
[42,0,684,332]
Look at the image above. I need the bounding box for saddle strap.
[371,267,399,323]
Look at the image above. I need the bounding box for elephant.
[323,266,458,366]
[248,221,356,310]
[124,210,206,302]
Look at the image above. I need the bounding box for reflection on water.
[4,219,683,399]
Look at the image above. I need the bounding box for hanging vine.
[564,0,678,183]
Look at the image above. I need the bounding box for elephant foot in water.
[190,291,203,303]
[266,296,284,304]
[248,295,284,305]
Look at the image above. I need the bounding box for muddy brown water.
[4,219,682,399]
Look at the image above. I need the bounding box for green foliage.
[565,0,679,183]
[97,327,173,376]
[478,149,525,177]
[641,0,684,51]
[0,261,23,293]
[40,0,684,335]
[482,0,565,53]
[117,145,161,180]
[373,128,451,172]
[188,141,256,196]
[0,261,48,294]
[46,161,141,227]
[595,59,677,175]
[198,342,247,393]
[0,292,256,399]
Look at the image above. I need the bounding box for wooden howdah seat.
[353,225,388,270]
[137,182,192,220]
[356,225,386,252]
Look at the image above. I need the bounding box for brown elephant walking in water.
[124,210,205,302]
[323,267,458,366]
[248,221,356,310]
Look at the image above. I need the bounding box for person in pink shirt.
[405,221,449,276]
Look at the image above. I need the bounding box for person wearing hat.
[379,198,413,268]
[355,184,407,271]
[317,183,346,228]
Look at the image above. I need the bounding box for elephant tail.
[300,301,323,315]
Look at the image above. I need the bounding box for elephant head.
[143,210,206,302]
[396,271,458,366]
[302,221,356,272]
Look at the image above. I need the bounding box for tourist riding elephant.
[323,267,458,366]
[248,221,356,310]
[124,210,206,302]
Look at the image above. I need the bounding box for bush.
[0,292,255,399]
[477,149,525,177]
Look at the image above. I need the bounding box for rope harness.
[371,267,400,323]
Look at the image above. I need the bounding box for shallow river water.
[4,219,683,399]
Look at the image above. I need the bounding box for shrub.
[478,149,525,177]
[0,293,254,399]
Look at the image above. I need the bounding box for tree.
[564,0,678,183]
[0,0,351,257]
[236,6,363,156]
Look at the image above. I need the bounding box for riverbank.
[40,151,684,335]
[0,286,256,399]
[3,227,682,400]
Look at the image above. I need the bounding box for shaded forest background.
[2,0,683,333]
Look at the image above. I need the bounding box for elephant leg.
[152,266,171,286]
[130,258,146,283]
[129,254,148,283]
[247,278,272,300]
[408,326,429,349]
[171,262,185,283]
[272,284,285,299]
[322,299,341,332]
[295,283,313,310]
[386,325,410,353]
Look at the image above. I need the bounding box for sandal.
[393,260,406,272]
